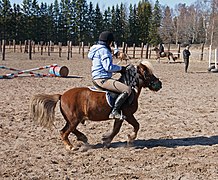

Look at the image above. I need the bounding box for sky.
[10,0,197,8]
[87,0,197,9]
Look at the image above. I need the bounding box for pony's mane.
[139,60,154,74]
[120,64,138,88]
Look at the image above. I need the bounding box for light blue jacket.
[88,42,122,80]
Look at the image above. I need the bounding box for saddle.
[160,52,165,56]
[89,64,138,107]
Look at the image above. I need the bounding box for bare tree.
[160,6,174,43]
[209,0,218,47]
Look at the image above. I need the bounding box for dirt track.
[0,51,218,179]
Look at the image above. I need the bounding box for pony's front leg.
[102,119,123,148]
[125,114,139,146]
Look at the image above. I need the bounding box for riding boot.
[109,91,128,119]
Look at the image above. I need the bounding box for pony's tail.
[30,94,61,129]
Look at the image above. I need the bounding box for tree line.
[0,0,217,47]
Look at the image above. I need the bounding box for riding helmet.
[99,31,114,43]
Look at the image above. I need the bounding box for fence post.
[24,40,28,53]
[19,41,22,52]
[145,43,149,59]
[0,40,2,52]
[13,40,16,52]
[122,42,125,53]
[200,43,204,61]
[125,44,128,54]
[69,41,72,58]
[28,40,32,60]
[177,44,180,59]
[79,42,81,54]
[133,43,135,59]
[48,41,50,56]
[149,45,152,59]
[40,41,43,55]
[58,42,62,57]
[167,43,170,51]
[67,41,70,60]
[32,41,35,54]
[141,43,144,59]
[82,42,85,59]
[9,41,11,49]
[2,40,5,60]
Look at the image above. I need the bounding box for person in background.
[183,46,191,73]
[88,31,131,120]
[159,43,164,56]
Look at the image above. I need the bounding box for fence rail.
[0,40,208,61]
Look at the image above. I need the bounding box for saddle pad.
[88,87,116,107]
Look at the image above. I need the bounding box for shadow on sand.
[89,135,218,149]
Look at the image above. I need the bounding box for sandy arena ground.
[0,48,218,180]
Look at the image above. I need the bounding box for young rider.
[88,31,131,119]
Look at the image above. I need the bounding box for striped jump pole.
[208,45,212,69]
[0,64,58,79]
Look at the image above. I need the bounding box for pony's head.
[137,60,162,91]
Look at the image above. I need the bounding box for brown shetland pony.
[153,47,177,63]
[30,60,162,150]
[111,48,131,64]
[116,51,131,64]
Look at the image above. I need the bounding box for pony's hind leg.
[60,121,88,150]
[60,122,74,150]
[102,119,123,148]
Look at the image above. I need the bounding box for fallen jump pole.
[0,64,58,79]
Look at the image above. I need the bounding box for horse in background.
[114,51,131,64]
[112,42,131,64]
[153,46,177,63]
[30,60,162,151]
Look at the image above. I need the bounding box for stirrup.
[109,110,126,120]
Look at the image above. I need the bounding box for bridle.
[139,70,161,91]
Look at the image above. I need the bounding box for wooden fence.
[0,40,206,61]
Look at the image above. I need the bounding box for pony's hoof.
[65,144,73,151]
[127,134,136,145]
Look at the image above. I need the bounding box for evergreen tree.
[148,0,161,45]
[30,0,40,41]
[9,4,21,40]
[111,6,116,35]
[58,0,73,44]
[128,4,139,45]
[21,0,33,40]
[102,7,112,32]
[53,0,60,43]
[93,3,103,42]
[47,4,56,42]
[87,2,95,44]
[119,3,128,43]
[0,0,12,40]
[137,0,152,43]
[75,0,89,44]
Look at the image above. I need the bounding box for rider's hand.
[119,66,126,74]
